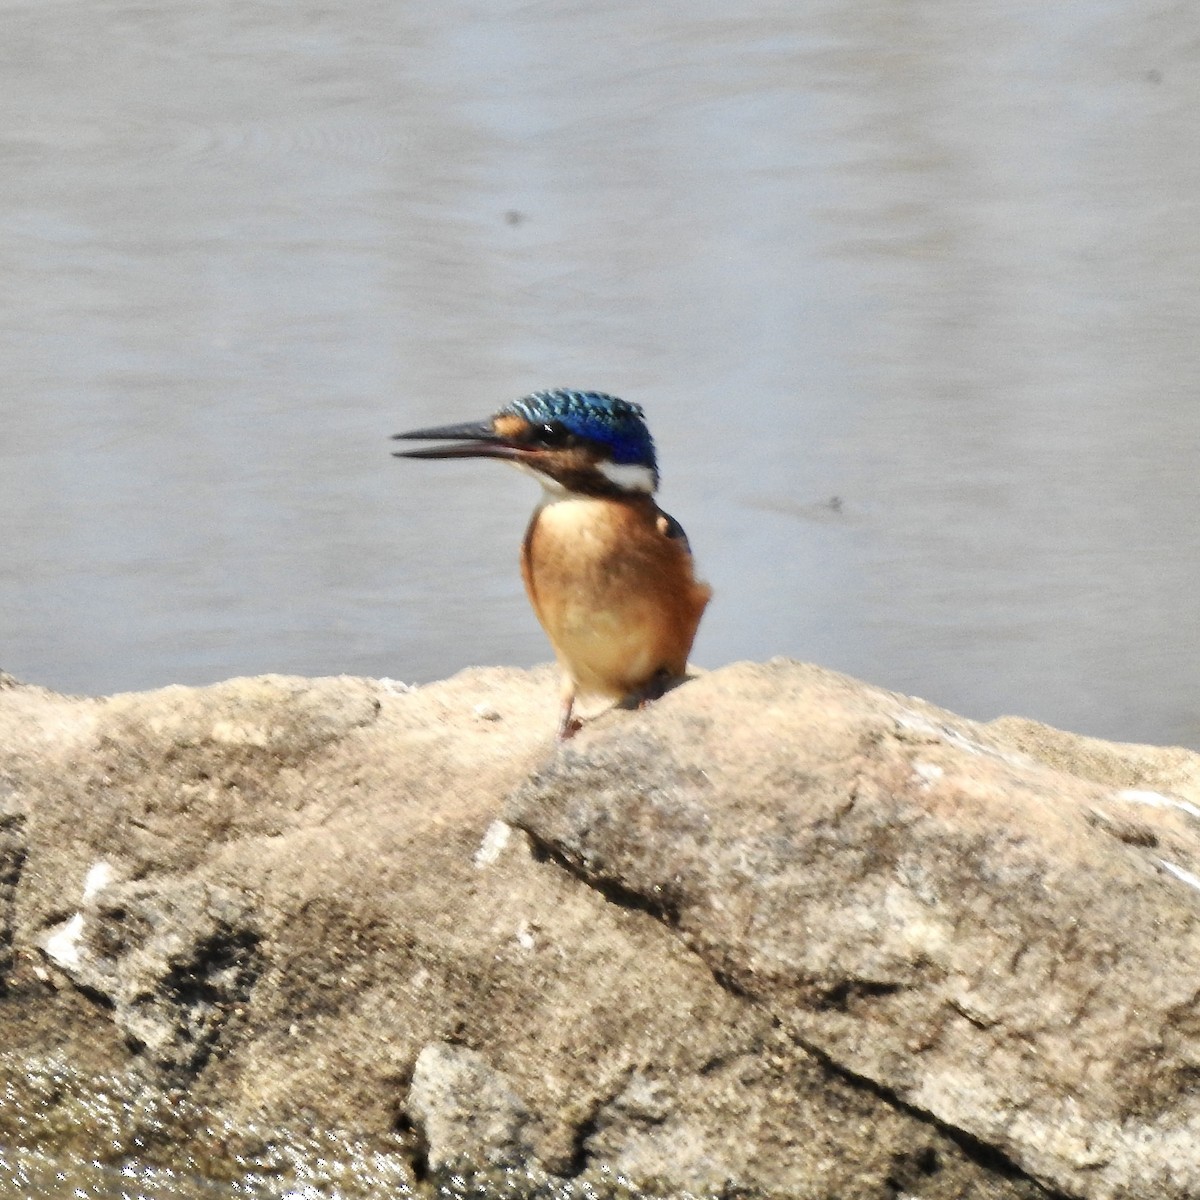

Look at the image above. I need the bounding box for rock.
[406,1043,538,1171]
[508,661,1200,1200]
[0,800,27,986]
[39,872,260,1075]
[0,660,1197,1198]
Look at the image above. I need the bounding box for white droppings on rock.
[40,860,114,970]
[377,677,415,694]
[1118,789,1200,822]
[893,710,1025,766]
[82,860,114,901]
[42,912,85,970]
[474,820,512,868]
[1158,859,1200,893]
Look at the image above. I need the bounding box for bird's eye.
[539,421,576,447]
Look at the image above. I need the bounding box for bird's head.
[392,388,659,496]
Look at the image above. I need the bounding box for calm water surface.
[2,4,1199,757]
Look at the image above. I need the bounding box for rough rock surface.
[408,1042,537,1171]
[1,661,1199,1198]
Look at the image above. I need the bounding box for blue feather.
[502,389,658,470]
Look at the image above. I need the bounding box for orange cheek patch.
[562,447,596,472]
[492,413,531,440]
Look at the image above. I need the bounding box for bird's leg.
[557,689,582,741]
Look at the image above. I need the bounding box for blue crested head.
[502,389,658,472]
[392,387,661,495]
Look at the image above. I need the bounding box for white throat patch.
[508,460,568,495]
[507,457,656,497]
[597,461,657,493]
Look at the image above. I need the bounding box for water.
[2,4,1200,758]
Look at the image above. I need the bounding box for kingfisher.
[392,389,711,740]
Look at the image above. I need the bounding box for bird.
[392,388,711,740]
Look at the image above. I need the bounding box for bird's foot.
[632,667,675,709]
[557,695,582,741]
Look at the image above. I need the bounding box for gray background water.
[3,0,1200,751]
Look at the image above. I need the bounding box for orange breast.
[521,495,711,700]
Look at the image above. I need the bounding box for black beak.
[391,419,521,462]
